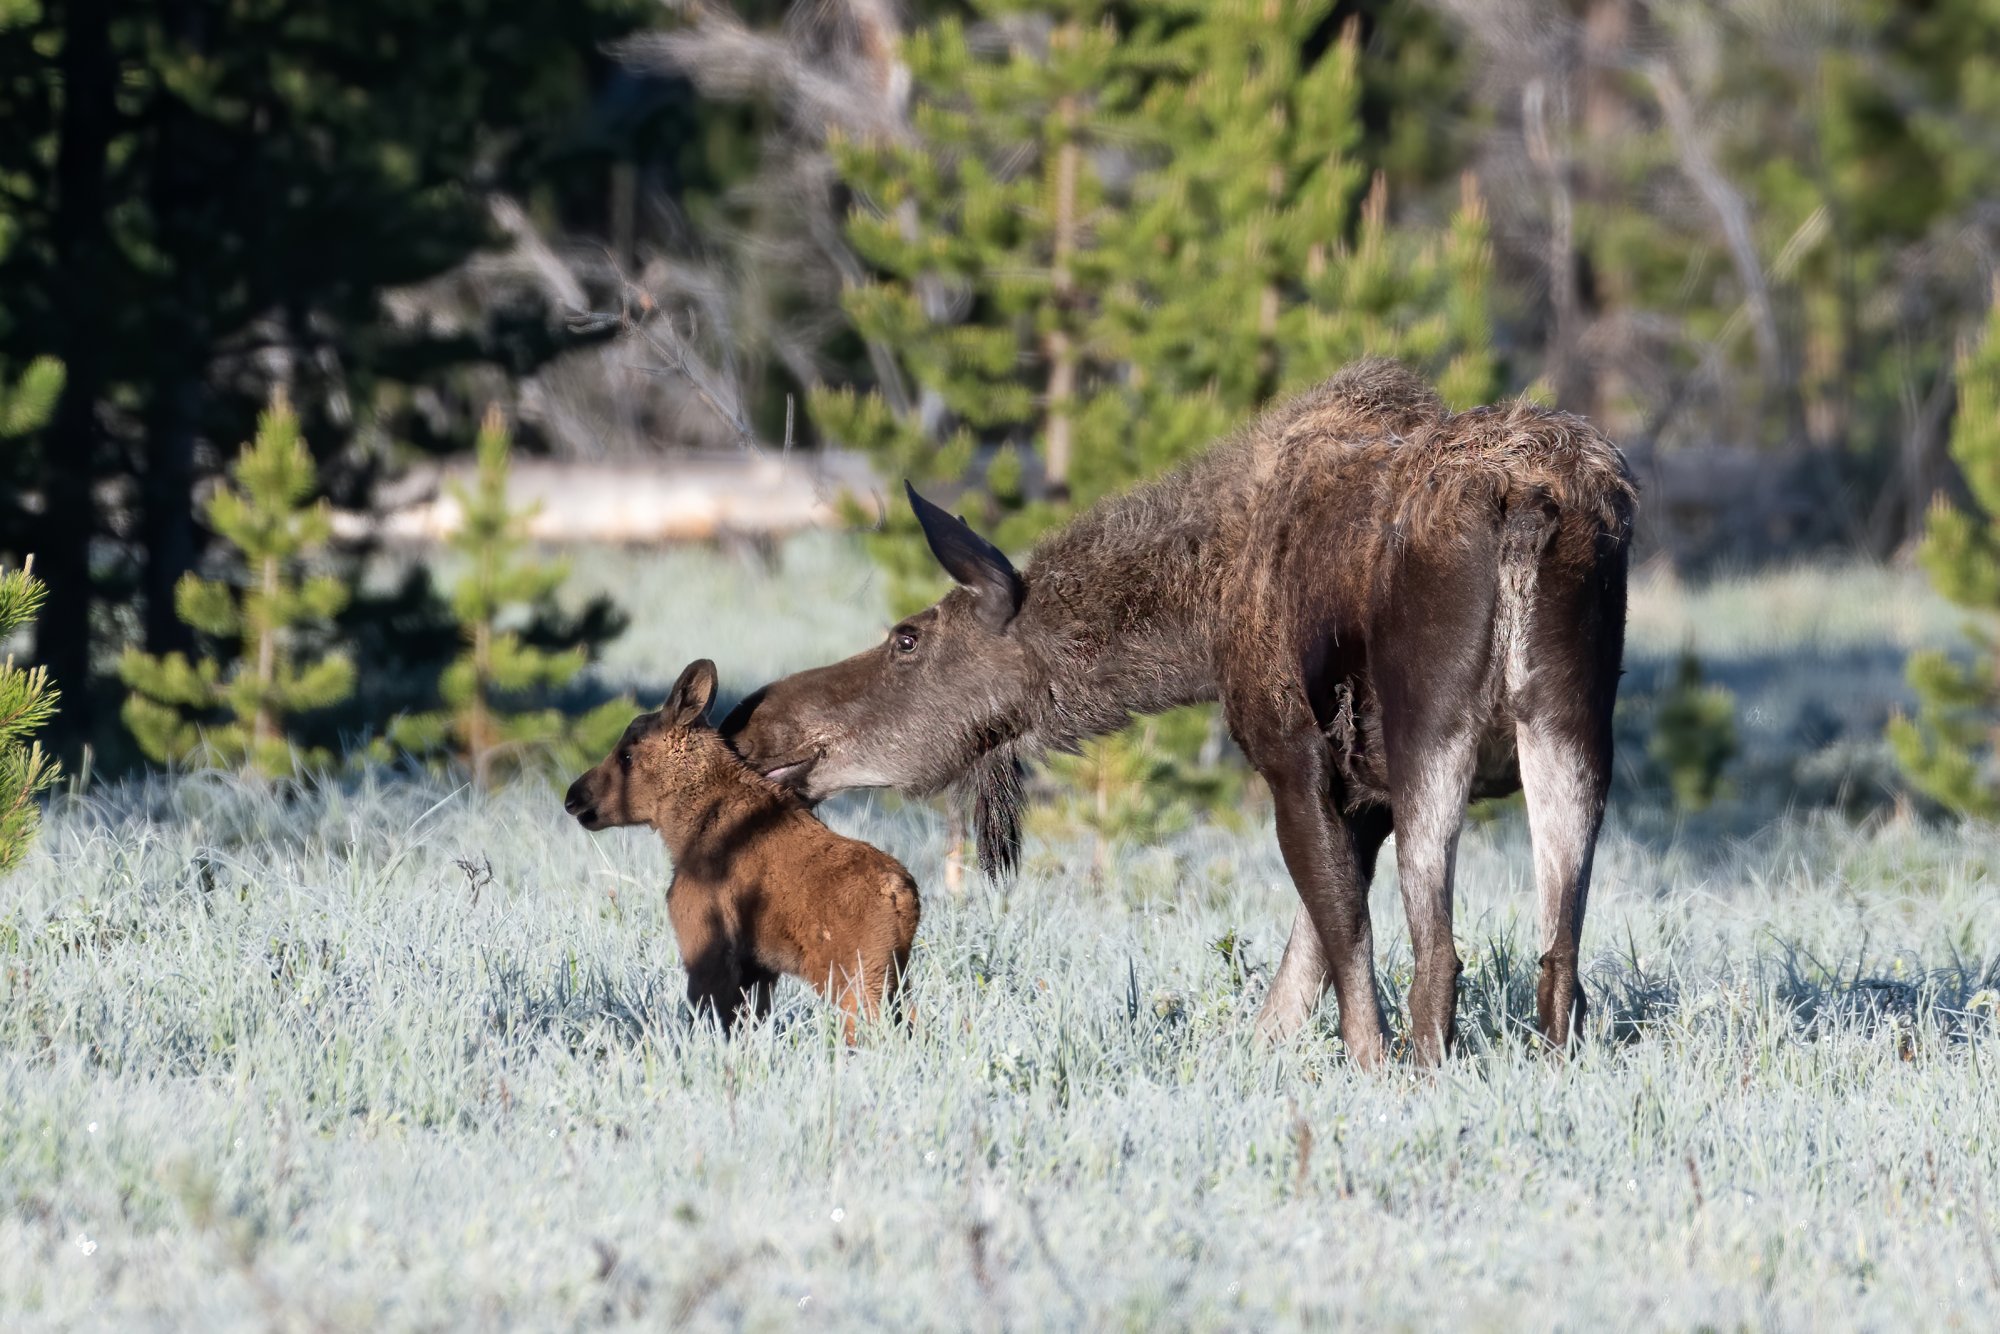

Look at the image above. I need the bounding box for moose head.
[720,483,1036,871]
[565,658,725,832]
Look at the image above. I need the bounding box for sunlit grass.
[2,543,1995,1328]
[1626,557,1963,658]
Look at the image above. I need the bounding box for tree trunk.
[142,376,201,657]
[141,0,212,659]
[37,0,116,760]
[468,619,494,790]
[253,553,279,751]
[1043,92,1081,501]
[1522,78,1581,410]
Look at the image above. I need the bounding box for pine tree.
[0,356,62,441]
[816,3,1499,837]
[1889,288,2000,817]
[0,0,656,759]
[818,3,1497,613]
[0,345,63,871]
[118,389,354,775]
[1647,648,1738,812]
[384,407,631,787]
[1,557,60,874]
[1098,7,1496,502]
[812,0,1143,615]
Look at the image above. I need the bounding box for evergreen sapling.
[118,388,354,775]
[384,407,630,787]
[1890,287,2000,817]
[0,556,60,873]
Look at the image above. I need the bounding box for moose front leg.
[684,948,756,1035]
[1259,744,1393,1068]
[737,962,780,1027]
[1255,806,1393,1043]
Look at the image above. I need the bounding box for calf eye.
[893,630,918,655]
[618,748,633,770]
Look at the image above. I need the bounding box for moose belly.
[1468,723,1522,801]
[1324,687,1522,809]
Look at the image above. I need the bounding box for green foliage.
[820,2,1497,828]
[382,407,631,786]
[1097,9,1494,503]
[813,1,1143,615]
[821,4,1498,619]
[1035,707,1253,867]
[0,356,62,440]
[0,353,62,868]
[117,390,354,775]
[1646,649,1739,813]
[0,0,657,761]
[0,556,59,874]
[1891,288,2000,816]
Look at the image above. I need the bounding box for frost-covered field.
[3,542,1997,1330]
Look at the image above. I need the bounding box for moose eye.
[618,748,633,770]
[892,629,919,655]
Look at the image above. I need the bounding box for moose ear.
[664,659,719,727]
[906,481,1025,631]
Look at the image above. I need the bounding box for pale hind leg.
[1256,905,1331,1042]
[1374,592,1495,1064]
[1513,537,1624,1048]
[1516,715,1610,1046]
[1384,725,1480,1065]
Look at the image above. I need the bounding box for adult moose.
[723,361,1635,1065]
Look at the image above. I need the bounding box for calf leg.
[685,955,747,1034]
[1254,808,1393,1042]
[738,962,779,1026]
[820,950,896,1045]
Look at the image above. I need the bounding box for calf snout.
[563,774,600,829]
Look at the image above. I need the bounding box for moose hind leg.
[1259,738,1392,1066]
[1514,526,1625,1049]
[1385,725,1478,1065]
[1517,713,1611,1048]
[1255,808,1393,1042]
[1255,904,1330,1042]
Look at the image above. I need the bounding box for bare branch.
[1644,62,1785,388]
[1522,77,1578,402]
[619,1,910,143]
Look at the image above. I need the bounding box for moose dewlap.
[564,659,919,1038]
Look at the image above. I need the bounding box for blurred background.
[4,0,2000,836]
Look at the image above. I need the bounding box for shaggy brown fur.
[565,660,920,1040]
[725,360,1634,1067]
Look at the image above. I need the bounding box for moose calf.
[564,659,920,1039]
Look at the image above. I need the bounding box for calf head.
[721,484,1036,870]
[565,659,726,831]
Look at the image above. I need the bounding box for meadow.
[2,538,1996,1330]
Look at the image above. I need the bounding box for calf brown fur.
[564,660,919,1039]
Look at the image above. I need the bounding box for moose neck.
[650,764,793,867]
[1012,459,1240,748]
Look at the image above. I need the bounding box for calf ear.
[665,659,719,727]
[906,481,1025,631]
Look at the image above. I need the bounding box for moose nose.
[563,777,595,824]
